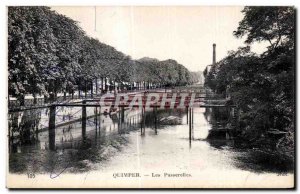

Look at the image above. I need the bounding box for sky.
[51,6,268,72]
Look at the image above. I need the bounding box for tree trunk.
[54,91,57,101]
[95,78,98,96]
[8,95,10,107]
[114,80,116,94]
[33,93,37,105]
[91,80,93,98]
[109,80,112,92]
[85,80,87,98]
[101,77,104,93]
[78,78,81,98]
[44,94,48,104]
[19,94,25,106]
[53,80,57,101]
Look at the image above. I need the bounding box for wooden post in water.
[49,105,56,151]
[192,108,194,140]
[95,107,98,133]
[155,106,157,134]
[143,107,146,135]
[189,107,192,145]
[140,108,143,135]
[121,107,125,123]
[95,107,98,141]
[186,107,188,124]
[152,107,155,129]
[118,108,121,132]
[192,108,194,129]
[99,106,101,131]
[82,100,87,139]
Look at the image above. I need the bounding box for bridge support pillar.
[186,107,188,124]
[118,108,121,132]
[98,106,101,132]
[140,108,144,135]
[82,100,86,139]
[143,107,146,135]
[192,108,194,140]
[49,105,56,151]
[140,107,144,135]
[189,107,192,146]
[121,107,125,123]
[154,107,157,134]
[95,107,98,133]
[192,108,194,128]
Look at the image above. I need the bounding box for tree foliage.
[204,6,295,153]
[8,6,197,100]
[234,6,295,51]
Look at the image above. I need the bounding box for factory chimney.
[213,43,216,65]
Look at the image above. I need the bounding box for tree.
[205,6,295,155]
[8,7,60,104]
[234,6,295,51]
[8,6,197,103]
[48,10,85,96]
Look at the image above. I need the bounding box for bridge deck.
[9,90,234,113]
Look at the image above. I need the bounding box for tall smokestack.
[213,43,216,65]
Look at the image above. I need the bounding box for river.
[8,106,294,188]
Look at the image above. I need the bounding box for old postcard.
[7,6,295,188]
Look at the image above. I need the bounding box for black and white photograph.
[6,5,295,188]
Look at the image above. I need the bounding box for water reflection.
[9,106,293,174]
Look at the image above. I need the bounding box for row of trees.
[204,7,295,154]
[8,6,198,104]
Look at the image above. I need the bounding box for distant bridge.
[8,88,238,151]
